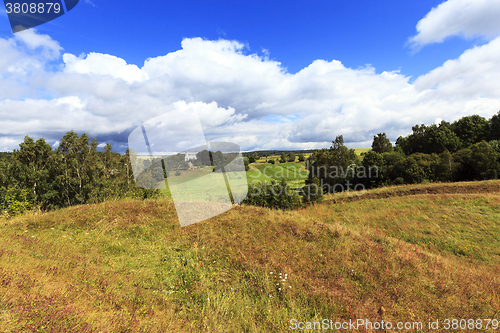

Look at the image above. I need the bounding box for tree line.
[0,131,159,215]
[305,112,500,193]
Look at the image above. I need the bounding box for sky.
[1,0,500,152]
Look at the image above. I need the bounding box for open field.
[1,180,500,332]
[161,162,309,198]
[247,162,308,189]
[353,148,371,156]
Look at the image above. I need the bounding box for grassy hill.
[1,180,500,332]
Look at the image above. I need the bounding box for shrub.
[0,186,32,216]
[243,178,302,210]
[301,177,324,204]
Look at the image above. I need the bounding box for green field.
[246,162,308,189]
[160,162,310,199]
[159,166,247,202]
[354,148,371,156]
[160,149,369,198]
[1,180,500,332]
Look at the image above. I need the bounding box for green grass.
[161,162,310,199]
[353,148,371,156]
[1,180,500,332]
[247,162,309,189]
[160,166,247,200]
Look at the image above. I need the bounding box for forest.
[305,112,500,193]
[0,131,158,215]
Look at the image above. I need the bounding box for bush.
[0,186,32,216]
[301,177,324,204]
[175,170,181,176]
[243,178,302,210]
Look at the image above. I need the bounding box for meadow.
[246,162,309,189]
[1,180,499,332]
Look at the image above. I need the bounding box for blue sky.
[1,0,500,152]
[1,0,473,77]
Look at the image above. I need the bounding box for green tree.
[489,111,500,141]
[435,150,453,182]
[361,150,385,188]
[470,141,499,180]
[371,133,393,153]
[244,178,302,210]
[382,150,407,184]
[302,177,323,204]
[57,131,100,206]
[451,148,474,181]
[451,142,498,181]
[0,186,32,216]
[306,135,359,193]
[451,115,489,148]
[243,157,250,171]
[7,136,62,209]
[248,153,257,164]
[404,156,426,184]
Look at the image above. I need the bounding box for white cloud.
[414,36,500,98]
[14,29,62,59]
[409,0,500,49]
[1,32,500,152]
[63,52,149,83]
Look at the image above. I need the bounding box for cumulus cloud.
[414,36,500,97]
[63,53,149,83]
[0,29,62,76]
[409,0,500,49]
[14,29,62,59]
[0,31,500,152]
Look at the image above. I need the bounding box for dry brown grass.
[1,181,500,332]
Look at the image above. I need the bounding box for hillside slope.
[1,180,500,332]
